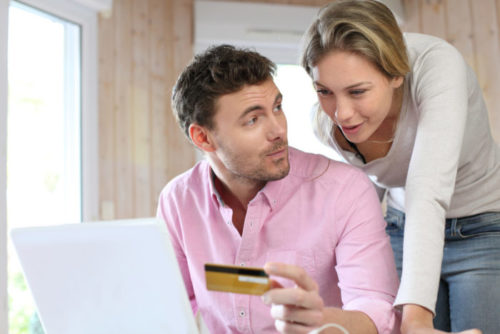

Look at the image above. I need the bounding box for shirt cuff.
[343,298,401,334]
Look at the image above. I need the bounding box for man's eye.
[274,104,283,112]
[246,117,257,125]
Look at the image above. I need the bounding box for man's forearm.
[322,307,378,334]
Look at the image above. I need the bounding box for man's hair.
[172,45,276,140]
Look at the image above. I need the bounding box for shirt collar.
[258,147,296,211]
[206,164,226,208]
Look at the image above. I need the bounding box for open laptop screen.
[10,218,200,334]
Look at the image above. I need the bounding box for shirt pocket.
[265,249,316,289]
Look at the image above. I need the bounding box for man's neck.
[212,170,266,235]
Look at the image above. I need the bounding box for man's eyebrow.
[238,92,283,120]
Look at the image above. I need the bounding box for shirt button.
[240,262,245,266]
[239,310,246,317]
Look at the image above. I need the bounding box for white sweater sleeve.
[394,38,469,313]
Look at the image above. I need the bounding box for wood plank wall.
[400,0,500,144]
[98,0,196,220]
[98,0,500,219]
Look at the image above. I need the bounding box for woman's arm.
[402,304,480,334]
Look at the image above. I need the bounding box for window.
[7,2,82,331]
[1,0,98,332]
[274,64,339,160]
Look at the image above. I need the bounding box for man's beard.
[220,140,290,184]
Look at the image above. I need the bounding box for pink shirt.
[157,148,400,334]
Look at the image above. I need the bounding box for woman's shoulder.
[404,32,464,66]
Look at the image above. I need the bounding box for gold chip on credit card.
[205,263,271,295]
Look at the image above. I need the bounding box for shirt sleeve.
[395,38,469,313]
[156,184,198,314]
[334,170,400,334]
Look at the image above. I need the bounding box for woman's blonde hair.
[301,0,410,143]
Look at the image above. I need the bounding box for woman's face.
[311,51,403,143]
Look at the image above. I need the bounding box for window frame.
[0,0,99,330]
[1,0,8,331]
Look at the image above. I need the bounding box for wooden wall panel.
[401,0,420,32]
[132,0,152,218]
[445,0,475,69]
[470,0,500,142]
[114,0,134,219]
[222,0,330,5]
[150,0,173,215]
[98,0,196,220]
[98,1,116,220]
[420,0,447,39]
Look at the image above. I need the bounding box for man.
[157,45,400,334]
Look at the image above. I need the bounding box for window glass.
[274,64,339,160]
[7,2,82,333]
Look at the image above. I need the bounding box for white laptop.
[10,218,207,334]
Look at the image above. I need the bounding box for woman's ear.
[189,124,216,152]
[391,75,404,89]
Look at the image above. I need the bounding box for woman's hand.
[402,304,482,334]
[262,262,326,333]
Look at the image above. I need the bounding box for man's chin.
[266,161,290,181]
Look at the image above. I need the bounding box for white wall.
[194,1,319,64]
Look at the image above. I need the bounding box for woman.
[301,1,500,334]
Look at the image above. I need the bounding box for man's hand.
[402,304,482,334]
[262,262,326,333]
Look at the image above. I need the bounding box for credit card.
[205,263,271,295]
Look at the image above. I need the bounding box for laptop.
[10,218,206,334]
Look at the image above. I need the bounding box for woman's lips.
[341,123,362,135]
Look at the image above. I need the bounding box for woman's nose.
[334,100,354,124]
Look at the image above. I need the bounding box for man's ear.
[189,124,216,152]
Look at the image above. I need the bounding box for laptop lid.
[10,218,200,334]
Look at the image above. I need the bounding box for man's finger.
[263,286,324,310]
[270,304,324,326]
[274,319,313,334]
[264,262,318,291]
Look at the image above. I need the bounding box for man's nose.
[267,114,287,141]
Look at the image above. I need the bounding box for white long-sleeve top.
[318,32,500,313]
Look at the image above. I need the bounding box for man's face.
[208,78,289,183]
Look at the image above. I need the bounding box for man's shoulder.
[159,160,210,199]
[289,147,366,183]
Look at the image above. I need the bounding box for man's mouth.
[265,143,288,157]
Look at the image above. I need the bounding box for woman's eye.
[316,89,330,96]
[350,89,366,96]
